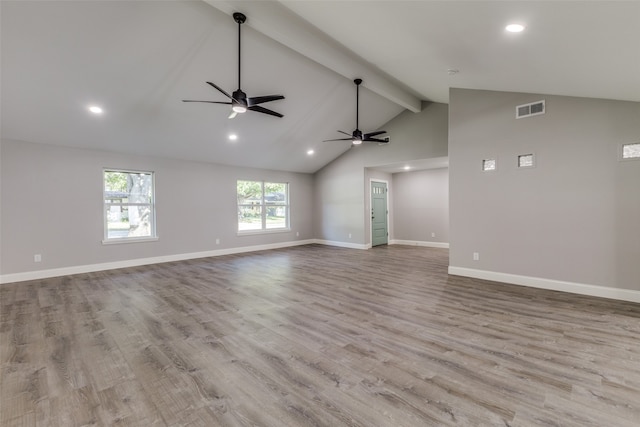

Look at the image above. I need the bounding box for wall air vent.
[516,100,545,119]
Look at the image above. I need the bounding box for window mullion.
[261,181,267,230]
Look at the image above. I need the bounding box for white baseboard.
[0,239,316,284]
[448,266,640,304]
[313,239,369,250]
[390,239,450,249]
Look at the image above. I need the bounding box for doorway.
[371,181,388,246]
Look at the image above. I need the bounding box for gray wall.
[1,139,314,275]
[314,102,449,245]
[392,167,449,244]
[449,88,640,290]
[313,153,366,244]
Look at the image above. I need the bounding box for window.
[103,169,155,241]
[237,180,289,232]
[482,158,497,171]
[518,153,535,168]
[622,143,640,160]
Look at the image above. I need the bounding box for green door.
[371,181,388,246]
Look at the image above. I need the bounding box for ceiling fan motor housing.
[232,90,247,107]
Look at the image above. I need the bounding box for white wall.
[0,139,314,279]
[449,88,640,294]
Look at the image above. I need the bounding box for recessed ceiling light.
[88,106,103,114]
[404,166,411,170]
[307,149,314,155]
[506,24,525,33]
[228,133,238,141]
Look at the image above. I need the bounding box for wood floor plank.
[1,244,640,426]
[95,380,164,427]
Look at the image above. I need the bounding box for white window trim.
[103,168,157,244]
[102,237,159,245]
[236,229,291,237]
[237,180,290,235]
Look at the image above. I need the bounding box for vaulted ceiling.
[2,1,639,173]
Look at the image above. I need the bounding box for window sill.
[237,229,291,237]
[102,237,159,245]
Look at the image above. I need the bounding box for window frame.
[620,142,640,161]
[103,168,157,244]
[237,180,290,235]
[517,153,536,169]
[482,158,498,172]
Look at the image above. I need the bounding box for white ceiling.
[282,0,640,104]
[2,1,639,174]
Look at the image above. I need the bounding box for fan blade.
[248,105,283,118]
[323,138,353,142]
[182,100,232,105]
[248,95,285,106]
[364,130,386,139]
[337,130,352,137]
[365,137,388,143]
[206,82,234,100]
[228,111,238,119]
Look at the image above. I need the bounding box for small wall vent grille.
[516,100,545,119]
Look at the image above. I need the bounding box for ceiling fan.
[183,12,284,119]
[324,78,389,145]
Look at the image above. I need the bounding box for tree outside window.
[104,170,155,240]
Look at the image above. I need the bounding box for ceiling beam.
[203,0,422,113]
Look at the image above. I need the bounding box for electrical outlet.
[215,238,220,245]
[348,233,352,239]
[34,254,42,263]
[473,252,480,261]
[296,231,299,237]
[431,232,436,238]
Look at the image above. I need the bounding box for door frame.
[369,178,390,248]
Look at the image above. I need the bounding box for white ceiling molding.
[202,0,422,113]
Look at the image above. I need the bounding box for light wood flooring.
[1,244,640,426]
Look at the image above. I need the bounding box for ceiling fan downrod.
[354,78,362,132]
[233,12,246,90]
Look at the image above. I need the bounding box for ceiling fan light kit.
[183,12,285,119]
